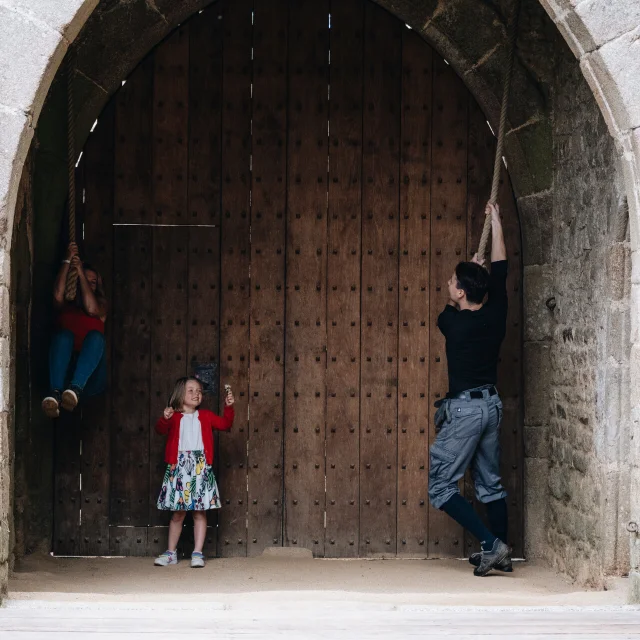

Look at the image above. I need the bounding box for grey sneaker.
[191,552,205,568]
[42,396,60,419]
[469,550,513,572]
[154,550,178,566]
[61,388,79,412]
[473,539,512,577]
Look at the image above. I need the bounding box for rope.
[64,51,78,301]
[477,0,521,258]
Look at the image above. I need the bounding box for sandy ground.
[6,552,631,607]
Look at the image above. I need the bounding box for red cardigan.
[155,406,235,465]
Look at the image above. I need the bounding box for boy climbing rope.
[428,202,511,577]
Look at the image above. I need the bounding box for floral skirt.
[157,450,221,511]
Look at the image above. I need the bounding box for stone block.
[0,5,66,119]
[0,339,10,413]
[606,306,630,365]
[508,118,553,195]
[0,560,7,599]
[0,0,97,42]
[74,0,167,96]
[524,342,551,426]
[0,105,32,254]
[524,265,554,341]
[524,458,549,560]
[0,249,9,289]
[517,190,553,267]
[0,285,9,339]
[583,27,640,133]
[524,425,549,459]
[607,243,630,301]
[0,516,8,564]
[573,0,640,52]
[630,571,640,604]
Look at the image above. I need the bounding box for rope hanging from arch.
[64,51,78,301]
[476,0,521,258]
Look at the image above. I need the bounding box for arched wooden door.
[54,0,523,559]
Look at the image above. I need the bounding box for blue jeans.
[428,390,507,510]
[49,329,106,398]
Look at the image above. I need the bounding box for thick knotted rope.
[477,0,521,258]
[64,51,78,301]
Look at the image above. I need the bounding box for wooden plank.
[110,226,152,526]
[53,411,81,555]
[188,8,224,556]
[325,0,363,558]
[188,8,223,226]
[187,226,221,557]
[217,0,252,557]
[285,0,329,556]
[109,526,148,556]
[148,227,188,528]
[397,30,431,557]
[114,56,154,224]
[247,0,287,556]
[152,26,189,225]
[359,2,401,557]
[79,100,115,556]
[428,56,468,557]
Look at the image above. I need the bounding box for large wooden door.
[54,0,524,559]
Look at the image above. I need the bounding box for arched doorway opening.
[51,0,524,559]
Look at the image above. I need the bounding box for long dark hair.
[79,262,106,299]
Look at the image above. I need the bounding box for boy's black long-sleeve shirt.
[437,260,508,396]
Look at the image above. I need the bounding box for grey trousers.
[428,390,507,510]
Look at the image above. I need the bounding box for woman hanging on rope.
[42,241,108,418]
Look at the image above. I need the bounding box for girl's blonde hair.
[169,376,203,411]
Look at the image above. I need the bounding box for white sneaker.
[154,550,178,566]
[42,396,60,419]
[191,552,205,568]
[61,389,79,412]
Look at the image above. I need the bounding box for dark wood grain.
[152,26,189,226]
[79,100,115,556]
[325,0,364,558]
[397,29,431,557]
[188,8,223,227]
[217,0,252,557]
[428,56,468,558]
[114,56,153,224]
[359,1,401,557]
[247,0,287,556]
[110,225,152,526]
[284,0,330,557]
[148,227,188,527]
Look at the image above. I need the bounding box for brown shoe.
[61,389,79,412]
[42,396,60,419]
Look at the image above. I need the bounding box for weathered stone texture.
[539,39,628,584]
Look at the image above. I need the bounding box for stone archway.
[1,0,639,600]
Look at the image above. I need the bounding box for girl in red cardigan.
[154,377,234,568]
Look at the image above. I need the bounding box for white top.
[178,410,204,452]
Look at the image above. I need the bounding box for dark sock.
[441,494,496,551]
[486,498,508,545]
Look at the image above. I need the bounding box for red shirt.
[155,406,235,465]
[58,304,105,351]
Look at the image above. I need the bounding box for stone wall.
[522,38,630,586]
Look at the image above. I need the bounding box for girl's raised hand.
[164,407,174,420]
[225,391,235,407]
